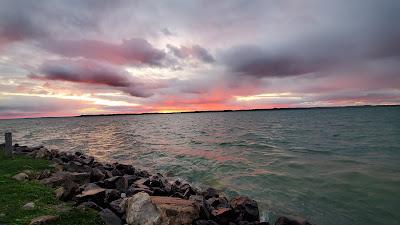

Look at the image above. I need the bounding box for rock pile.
[13,144,314,225]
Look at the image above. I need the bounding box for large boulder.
[125,192,162,225]
[151,196,200,225]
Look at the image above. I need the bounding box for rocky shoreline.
[10,144,314,225]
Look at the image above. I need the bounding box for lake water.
[1,106,399,225]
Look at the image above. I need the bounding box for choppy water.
[1,106,399,225]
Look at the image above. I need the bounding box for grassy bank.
[0,148,103,225]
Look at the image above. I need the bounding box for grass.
[0,148,103,225]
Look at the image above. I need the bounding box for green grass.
[0,149,103,225]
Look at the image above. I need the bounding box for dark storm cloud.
[30,59,154,97]
[41,38,166,66]
[167,44,215,63]
[0,0,120,46]
[221,0,400,78]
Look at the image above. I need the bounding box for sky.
[0,0,399,119]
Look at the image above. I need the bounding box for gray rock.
[104,189,121,204]
[109,199,126,216]
[91,167,106,182]
[35,169,52,180]
[12,172,28,181]
[75,185,106,207]
[35,148,51,159]
[125,192,162,225]
[54,187,64,200]
[29,215,59,225]
[40,172,71,187]
[70,172,90,184]
[99,208,122,225]
[22,202,35,210]
[78,201,103,211]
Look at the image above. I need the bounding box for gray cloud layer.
[41,38,166,66]
[30,59,154,97]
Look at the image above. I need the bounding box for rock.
[151,196,200,225]
[12,172,28,181]
[54,187,64,200]
[136,169,150,178]
[151,187,168,196]
[183,186,197,199]
[49,163,64,172]
[65,161,91,173]
[21,170,35,179]
[111,168,123,176]
[40,172,71,187]
[125,192,162,225]
[109,199,126,216]
[125,175,139,186]
[274,217,303,225]
[230,196,259,222]
[127,187,154,196]
[78,201,103,211]
[36,169,52,180]
[115,176,129,192]
[202,188,219,200]
[91,167,106,182]
[101,176,120,189]
[189,195,211,219]
[22,202,35,210]
[115,163,135,175]
[144,174,164,188]
[75,185,106,207]
[207,196,229,209]
[35,148,51,159]
[79,155,94,165]
[99,208,122,225]
[70,172,91,184]
[258,222,271,225]
[193,220,219,225]
[105,189,121,205]
[29,215,59,225]
[211,208,235,225]
[61,178,79,200]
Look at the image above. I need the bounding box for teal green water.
[1,106,399,225]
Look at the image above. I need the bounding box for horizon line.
[1,104,399,120]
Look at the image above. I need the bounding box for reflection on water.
[1,106,400,225]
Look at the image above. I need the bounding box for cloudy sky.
[1,0,399,119]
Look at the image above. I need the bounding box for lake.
[1,106,399,225]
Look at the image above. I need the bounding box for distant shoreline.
[1,104,399,120]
